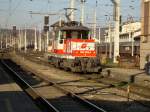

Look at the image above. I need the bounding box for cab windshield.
[61,30,89,39]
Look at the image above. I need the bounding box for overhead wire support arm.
[64,8,77,22]
[29,11,58,16]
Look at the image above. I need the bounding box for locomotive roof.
[51,20,66,27]
[51,20,89,31]
[60,26,89,31]
[61,21,89,31]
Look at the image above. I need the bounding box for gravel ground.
[106,68,150,87]
[10,53,150,112]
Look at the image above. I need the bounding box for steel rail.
[1,59,107,112]
[1,60,60,112]
[13,53,150,108]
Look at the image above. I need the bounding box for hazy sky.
[0,0,141,29]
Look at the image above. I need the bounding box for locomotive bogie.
[48,54,102,73]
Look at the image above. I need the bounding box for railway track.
[15,52,150,109]
[18,52,150,99]
[1,59,107,112]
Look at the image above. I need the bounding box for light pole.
[104,34,108,57]
[80,0,86,24]
[18,28,21,51]
[38,29,41,52]
[70,0,75,21]
[93,1,98,39]
[108,22,112,59]
[34,27,37,51]
[5,34,7,48]
[131,32,134,56]
[111,0,120,63]
[46,31,49,52]
[24,28,27,53]
[129,5,135,57]
[0,34,2,49]
[98,26,101,44]
[105,14,112,59]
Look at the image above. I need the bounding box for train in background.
[97,41,140,58]
[46,21,102,73]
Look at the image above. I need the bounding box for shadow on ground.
[0,91,41,112]
[47,95,150,112]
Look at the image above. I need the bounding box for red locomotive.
[47,21,102,73]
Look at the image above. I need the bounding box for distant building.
[140,0,150,69]
[98,21,141,43]
[97,27,109,43]
[96,21,141,57]
[120,22,141,43]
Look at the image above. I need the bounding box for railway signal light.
[12,26,17,37]
[120,15,122,24]
[119,26,122,32]
[81,0,86,2]
[44,16,49,25]
[13,26,16,30]
[119,15,122,32]
[44,25,49,32]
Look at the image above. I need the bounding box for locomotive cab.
[60,26,90,39]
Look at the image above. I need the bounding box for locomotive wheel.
[64,67,70,71]
[55,59,60,68]
[98,68,102,74]
[83,70,87,74]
